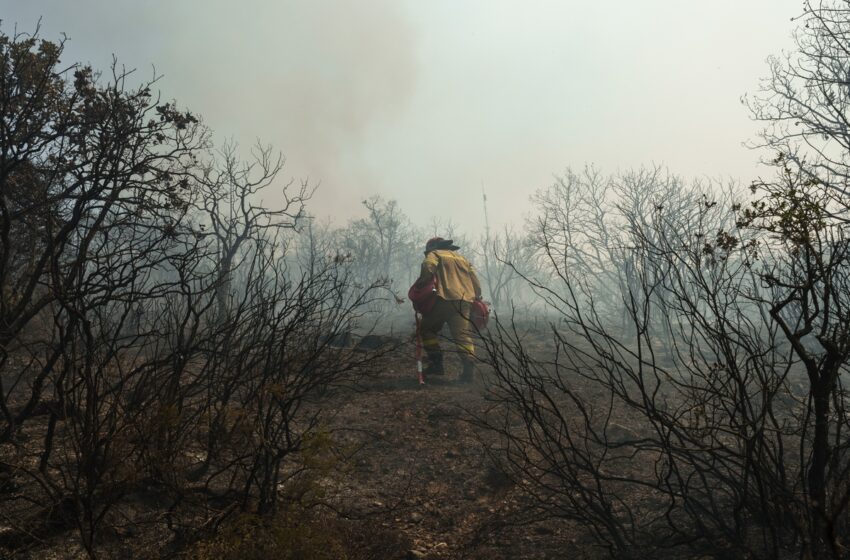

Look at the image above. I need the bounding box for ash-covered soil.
[319,344,602,560]
[3,337,608,560]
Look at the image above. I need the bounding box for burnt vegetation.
[476,2,850,558]
[0,27,394,559]
[5,1,850,559]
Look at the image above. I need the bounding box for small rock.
[410,511,423,523]
[407,549,427,559]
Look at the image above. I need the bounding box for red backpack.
[471,299,490,329]
[408,275,438,314]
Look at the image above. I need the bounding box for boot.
[459,361,474,383]
[423,351,444,375]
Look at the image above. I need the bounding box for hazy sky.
[1,0,802,231]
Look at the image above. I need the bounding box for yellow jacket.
[417,249,481,302]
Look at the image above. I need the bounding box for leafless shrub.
[478,159,850,557]
[0,28,386,558]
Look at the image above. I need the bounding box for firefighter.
[415,237,482,382]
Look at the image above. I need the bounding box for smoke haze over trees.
[5,1,850,559]
[0,0,803,231]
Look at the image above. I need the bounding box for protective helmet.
[424,237,460,254]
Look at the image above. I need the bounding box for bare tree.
[746,0,850,216]
[197,140,309,323]
[327,196,418,314]
[0,30,388,558]
[472,225,537,313]
[476,162,850,557]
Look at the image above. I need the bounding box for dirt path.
[4,344,601,559]
[324,348,596,560]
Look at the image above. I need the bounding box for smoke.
[1,0,419,220]
[1,0,803,232]
[161,0,421,218]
